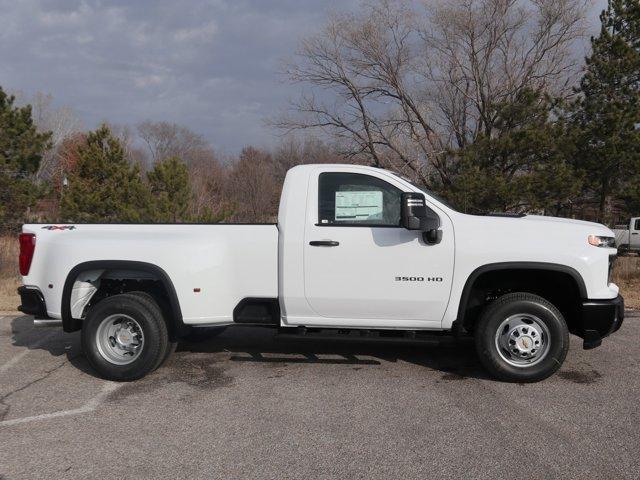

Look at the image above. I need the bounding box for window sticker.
[335,191,383,222]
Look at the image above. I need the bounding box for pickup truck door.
[303,170,454,326]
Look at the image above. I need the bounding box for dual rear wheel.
[81,293,174,381]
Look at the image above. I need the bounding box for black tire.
[81,293,169,381]
[182,326,227,343]
[474,292,569,383]
[127,291,177,368]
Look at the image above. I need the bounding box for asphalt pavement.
[1,312,639,480]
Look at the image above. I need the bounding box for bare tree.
[188,157,231,220]
[226,147,279,222]
[421,0,586,146]
[271,136,344,183]
[278,0,586,187]
[29,92,83,146]
[136,121,229,218]
[137,121,213,166]
[13,91,83,180]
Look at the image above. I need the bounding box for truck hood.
[521,215,611,233]
[458,213,615,239]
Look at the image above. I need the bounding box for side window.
[318,172,401,227]
[635,219,640,231]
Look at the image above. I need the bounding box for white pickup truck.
[18,164,624,382]
[614,217,640,254]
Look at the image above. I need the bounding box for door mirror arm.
[422,229,442,245]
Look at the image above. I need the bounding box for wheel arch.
[457,262,587,332]
[61,260,184,333]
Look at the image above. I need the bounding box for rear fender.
[61,260,183,333]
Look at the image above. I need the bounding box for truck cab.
[278,165,453,330]
[18,164,624,383]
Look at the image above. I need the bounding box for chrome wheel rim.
[95,314,144,365]
[494,314,550,368]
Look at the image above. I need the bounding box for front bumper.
[17,286,51,319]
[578,295,624,349]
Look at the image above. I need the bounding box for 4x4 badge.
[41,225,76,231]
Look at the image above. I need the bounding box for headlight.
[588,235,616,248]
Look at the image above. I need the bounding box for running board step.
[33,319,63,328]
[275,327,449,344]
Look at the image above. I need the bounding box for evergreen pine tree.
[572,0,640,222]
[443,90,581,215]
[60,125,152,222]
[147,156,191,222]
[0,86,51,231]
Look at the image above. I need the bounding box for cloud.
[1,0,367,152]
[134,74,166,88]
[0,0,602,153]
[173,21,218,43]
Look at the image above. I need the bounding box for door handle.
[309,240,340,247]
[632,232,638,235]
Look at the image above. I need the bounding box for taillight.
[19,233,36,276]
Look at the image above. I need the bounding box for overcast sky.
[0,0,604,154]
[0,0,363,153]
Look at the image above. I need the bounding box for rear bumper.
[17,286,51,319]
[578,295,624,349]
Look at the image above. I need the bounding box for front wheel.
[81,293,169,381]
[474,292,569,382]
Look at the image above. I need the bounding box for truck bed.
[614,228,629,246]
[21,224,279,324]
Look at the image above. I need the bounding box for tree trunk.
[598,177,609,223]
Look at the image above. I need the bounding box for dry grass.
[0,234,638,312]
[0,236,20,311]
[613,256,640,309]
